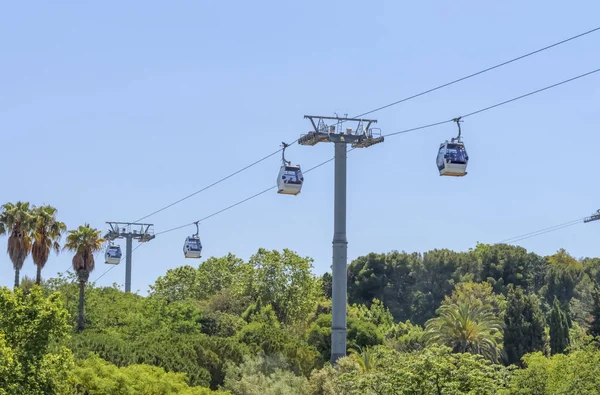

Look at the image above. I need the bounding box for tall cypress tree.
[321,272,333,298]
[503,285,546,366]
[549,296,570,354]
[590,285,600,338]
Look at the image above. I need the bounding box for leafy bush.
[71,354,229,395]
[222,354,309,395]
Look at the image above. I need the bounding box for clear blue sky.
[2,1,599,294]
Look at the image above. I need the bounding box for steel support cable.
[496,218,586,245]
[154,67,600,237]
[95,215,589,283]
[132,148,287,223]
[91,212,597,284]
[382,67,600,138]
[130,26,600,223]
[91,244,143,283]
[63,243,145,283]
[153,154,340,236]
[84,67,599,280]
[505,222,583,244]
[90,216,587,279]
[353,26,600,119]
[90,215,587,287]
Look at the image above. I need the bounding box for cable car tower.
[104,222,155,293]
[584,209,600,224]
[298,114,383,365]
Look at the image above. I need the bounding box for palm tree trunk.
[78,280,85,331]
[36,264,42,285]
[14,268,20,289]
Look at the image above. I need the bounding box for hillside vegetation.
[2,203,600,393]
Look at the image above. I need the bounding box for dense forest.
[2,201,600,394]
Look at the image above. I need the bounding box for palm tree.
[0,202,35,288]
[31,205,67,285]
[349,346,376,372]
[63,223,104,331]
[425,302,503,362]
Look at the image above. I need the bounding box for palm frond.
[64,223,103,274]
[30,205,66,270]
[425,302,503,362]
[1,202,35,271]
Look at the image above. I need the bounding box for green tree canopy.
[306,314,383,363]
[474,242,545,295]
[441,280,507,317]
[509,348,600,394]
[0,286,74,394]
[309,346,512,395]
[542,249,586,306]
[248,248,320,325]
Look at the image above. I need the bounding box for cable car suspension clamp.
[452,117,463,142]
[281,142,291,166]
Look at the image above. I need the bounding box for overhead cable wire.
[93,215,590,288]
[382,67,600,138]
[91,212,598,285]
[61,230,145,275]
[62,226,150,283]
[97,217,589,287]
[154,154,340,236]
[92,244,144,283]
[62,242,146,283]
[155,67,600,236]
[352,26,600,119]
[130,26,600,223]
[504,222,583,244]
[460,68,600,119]
[496,217,585,244]
[132,148,286,222]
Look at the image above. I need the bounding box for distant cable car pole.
[584,209,600,224]
[298,115,383,364]
[104,222,155,292]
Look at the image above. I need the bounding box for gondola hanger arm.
[281,142,290,165]
[452,117,463,141]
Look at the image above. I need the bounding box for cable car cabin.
[105,245,122,265]
[183,236,202,259]
[277,165,304,195]
[436,141,468,177]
